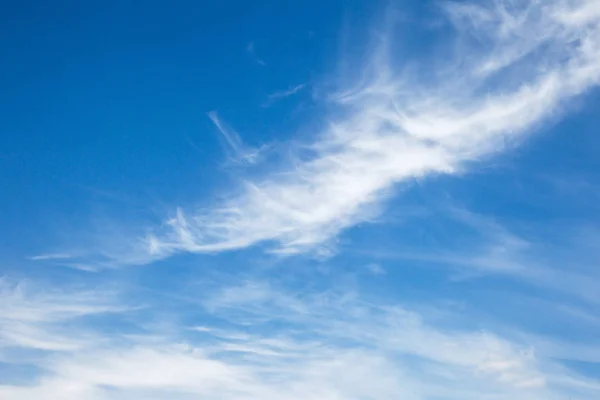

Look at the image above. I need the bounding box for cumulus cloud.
[2,277,597,400]
[137,0,600,261]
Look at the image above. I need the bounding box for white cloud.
[137,0,600,261]
[0,277,596,400]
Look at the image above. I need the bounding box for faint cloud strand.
[247,40,267,66]
[28,253,74,261]
[207,111,268,165]
[262,83,307,107]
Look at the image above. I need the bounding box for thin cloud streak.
[207,111,267,165]
[262,83,307,106]
[141,0,600,260]
[247,40,267,66]
[28,253,74,261]
[268,83,306,100]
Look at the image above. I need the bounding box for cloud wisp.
[247,41,267,66]
[207,111,268,165]
[1,277,597,400]
[262,83,307,106]
[137,0,600,261]
[28,253,74,261]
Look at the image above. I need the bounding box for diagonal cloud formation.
[145,0,600,258]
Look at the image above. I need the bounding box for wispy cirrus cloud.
[0,278,124,352]
[1,276,597,400]
[134,0,600,262]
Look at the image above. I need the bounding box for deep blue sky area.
[1,0,367,257]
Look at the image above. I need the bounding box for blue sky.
[2,0,600,398]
